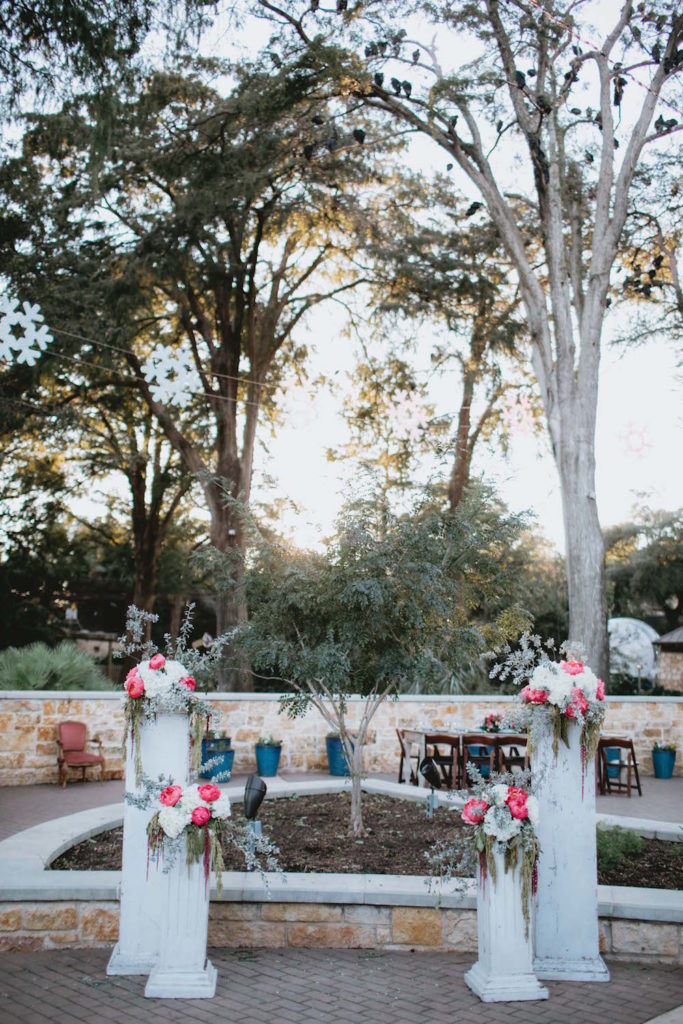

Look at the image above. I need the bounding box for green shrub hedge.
[0,641,114,691]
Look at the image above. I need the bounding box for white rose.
[158,806,187,840]
[577,667,598,701]
[179,785,204,811]
[136,658,189,697]
[483,805,522,843]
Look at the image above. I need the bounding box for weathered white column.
[144,840,216,998]
[107,713,191,976]
[465,845,548,1002]
[532,713,609,982]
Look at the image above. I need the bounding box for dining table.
[400,729,528,788]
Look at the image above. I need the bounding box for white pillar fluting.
[144,839,216,998]
[465,844,548,1002]
[532,712,609,982]
[107,712,191,976]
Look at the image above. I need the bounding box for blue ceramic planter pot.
[325,735,350,776]
[200,738,234,781]
[255,743,281,777]
[652,749,676,779]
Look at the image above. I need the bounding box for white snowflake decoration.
[140,345,201,407]
[386,393,430,443]
[0,296,53,367]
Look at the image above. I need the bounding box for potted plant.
[200,730,234,781]
[652,742,676,779]
[255,736,282,777]
[325,732,350,776]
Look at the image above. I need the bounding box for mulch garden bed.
[49,792,683,890]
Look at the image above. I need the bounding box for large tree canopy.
[253,0,683,676]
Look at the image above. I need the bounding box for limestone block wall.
[0,900,681,963]
[657,652,683,694]
[0,692,681,785]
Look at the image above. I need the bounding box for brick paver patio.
[0,947,681,1024]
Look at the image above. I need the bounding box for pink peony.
[125,675,145,699]
[571,687,588,714]
[125,667,140,682]
[461,798,489,825]
[596,678,605,701]
[560,659,584,676]
[197,783,221,803]
[521,686,549,704]
[191,806,211,827]
[160,785,182,807]
[179,675,196,691]
[507,795,529,820]
[505,786,528,807]
[149,653,166,670]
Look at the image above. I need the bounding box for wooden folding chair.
[396,728,420,785]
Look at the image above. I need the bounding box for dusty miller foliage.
[487,631,585,689]
[117,603,230,692]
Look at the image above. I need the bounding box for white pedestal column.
[107,712,191,976]
[465,844,548,1002]
[532,712,609,982]
[144,839,216,998]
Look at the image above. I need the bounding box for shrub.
[0,642,113,691]
[596,825,644,873]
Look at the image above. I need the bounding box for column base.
[465,962,549,1003]
[533,955,610,982]
[145,959,217,999]
[107,942,157,976]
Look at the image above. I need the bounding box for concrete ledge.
[597,814,683,842]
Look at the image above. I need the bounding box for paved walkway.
[0,773,681,842]
[0,948,681,1024]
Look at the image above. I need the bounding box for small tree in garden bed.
[228,488,528,836]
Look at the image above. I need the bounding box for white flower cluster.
[529,661,600,707]
[157,784,231,840]
[0,296,53,367]
[136,657,190,699]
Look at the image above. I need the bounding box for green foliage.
[596,826,644,874]
[0,641,112,690]
[605,508,683,630]
[232,485,529,700]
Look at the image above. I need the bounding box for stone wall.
[1,691,681,785]
[657,651,683,694]
[0,899,680,963]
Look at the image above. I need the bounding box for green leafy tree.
[229,487,529,835]
[0,59,383,683]
[605,507,683,630]
[255,0,683,678]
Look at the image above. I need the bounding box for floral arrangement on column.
[147,782,230,892]
[124,654,212,784]
[461,770,539,937]
[517,658,605,769]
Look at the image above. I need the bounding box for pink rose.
[191,806,211,827]
[521,686,549,704]
[461,798,489,825]
[149,653,166,670]
[596,678,605,701]
[179,675,196,692]
[125,675,145,699]
[197,783,221,803]
[160,785,182,807]
[560,659,584,676]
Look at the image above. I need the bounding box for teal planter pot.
[255,743,281,777]
[200,738,234,781]
[325,735,350,776]
[652,749,676,779]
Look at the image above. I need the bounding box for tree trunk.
[556,432,608,680]
[208,496,253,692]
[448,369,475,512]
[348,742,365,837]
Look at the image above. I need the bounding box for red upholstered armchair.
[57,721,105,787]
